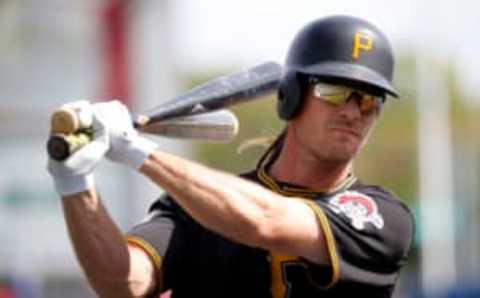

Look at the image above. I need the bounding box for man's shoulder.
[346,181,412,215]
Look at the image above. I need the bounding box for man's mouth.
[329,126,361,138]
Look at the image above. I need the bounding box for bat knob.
[47,133,93,161]
[50,106,94,134]
[47,134,72,161]
[51,108,79,134]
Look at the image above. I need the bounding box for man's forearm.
[62,190,150,297]
[140,151,290,246]
[48,100,159,296]
[139,150,329,264]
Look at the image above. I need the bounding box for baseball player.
[47,15,414,298]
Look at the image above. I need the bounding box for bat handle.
[47,109,146,161]
[47,132,93,161]
[48,107,95,161]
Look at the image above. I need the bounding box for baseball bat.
[50,61,281,134]
[134,61,282,127]
[47,61,282,160]
[48,110,239,161]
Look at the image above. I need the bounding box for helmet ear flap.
[277,72,303,120]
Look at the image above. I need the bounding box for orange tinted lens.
[359,95,382,114]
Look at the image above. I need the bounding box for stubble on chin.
[315,134,360,165]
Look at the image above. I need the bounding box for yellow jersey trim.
[256,144,357,197]
[302,200,341,288]
[258,164,357,197]
[270,254,301,298]
[126,235,163,270]
[255,142,346,290]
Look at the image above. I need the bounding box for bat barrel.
[144,61,282,125]
[138,109,239,142]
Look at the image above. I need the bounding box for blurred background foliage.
[185,72,283,174]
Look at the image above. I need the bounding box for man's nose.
[337,98,362,120]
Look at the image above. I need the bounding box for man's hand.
[93,101,158,169]
[47,101,109,196]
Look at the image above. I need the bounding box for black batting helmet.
[278,15,399,120]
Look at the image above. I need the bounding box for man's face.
[288,82,382,164]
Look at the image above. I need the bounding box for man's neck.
[269,135,352,192]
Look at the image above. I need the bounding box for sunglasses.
[309,78,385,115]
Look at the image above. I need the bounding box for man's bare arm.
[62,189,157,298]
[140,150,329,264]
[47,101,161,297]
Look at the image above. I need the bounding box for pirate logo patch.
[328,191,384,230]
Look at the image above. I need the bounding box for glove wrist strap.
[55,173,95,196]
[125,137,158,170]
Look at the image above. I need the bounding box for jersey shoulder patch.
[327,190,384,231]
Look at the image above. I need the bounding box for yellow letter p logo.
[352,31,374,60]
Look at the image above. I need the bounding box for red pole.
[101,0,131,108]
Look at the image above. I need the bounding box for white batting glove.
[47,101,109,196]
[93,101,158,169]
